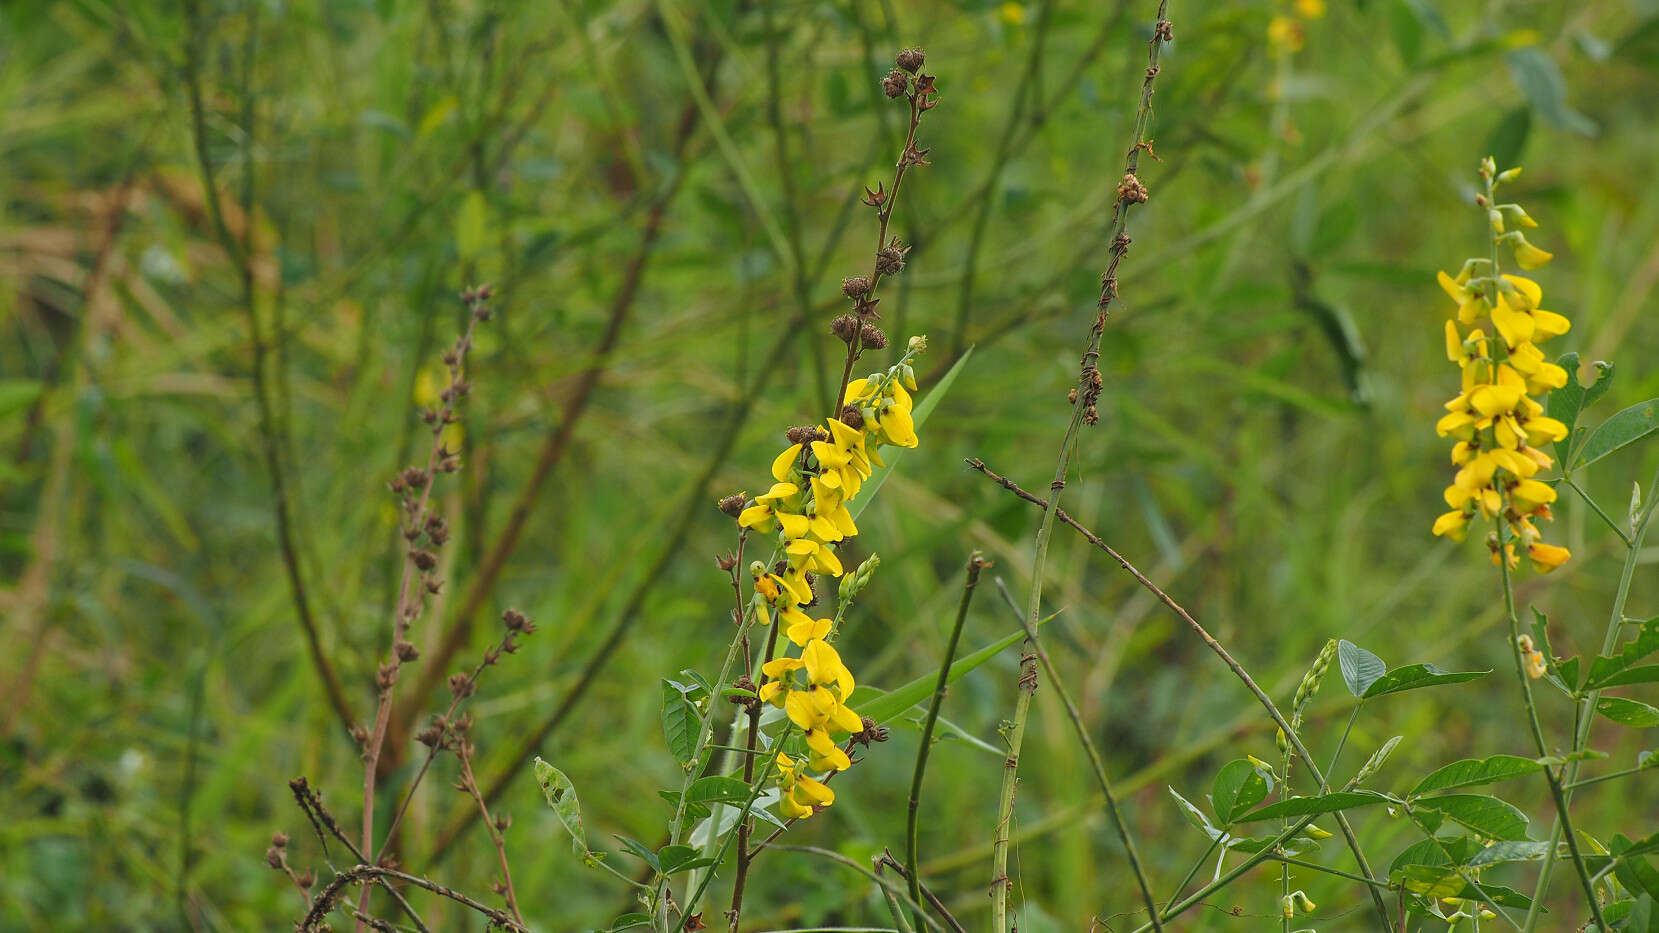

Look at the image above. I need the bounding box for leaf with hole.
[534,757,589,857]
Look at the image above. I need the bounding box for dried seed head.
[502,608,531,632]
[296,869,314,889]
[394,640,421,662]
[853,715,890,746]
[838,405,865,431]
[875,240,910,277]
[718,493,747,518]
[409,549,437,572]
[272,832,290,848]
[416,724,444,747]
[831,314,860,343]
[842,275,873,299]
[859,324,888,350]
[449,672,476,699]
[265,846,284,870]
[716,552,738,572]
[786,425,827,445]
[376,663,398,690]
[896,48,925,73]
[882,69,908,98]
[494,813,512,833]
[1155,19,1174,41]
[1117,173,1149,204]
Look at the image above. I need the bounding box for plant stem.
[991,7,1172,930]
[1494,516,1607,933]
[990,579,1162,928]
[905,554,986,931]
[970,459,1393,931]
[1563,479,1632,546]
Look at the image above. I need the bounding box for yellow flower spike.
[772,443,803,482]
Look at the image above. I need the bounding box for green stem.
[989,579,1162,930]
[1494,516,1607,933]
[906,554,986,931]
[1322,704,1363,792]
[1564,764,1654,791]
[1563,479,1632,546]
[1159,835,1221,913]
[991,6,1172,931]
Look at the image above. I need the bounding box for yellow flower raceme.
[1430,163,1569,573]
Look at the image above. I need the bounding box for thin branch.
[990,7,1172,932]
[181,0,354,735]
[905,554,986,932]
[968,457,1392,931]
[302,866,525,933]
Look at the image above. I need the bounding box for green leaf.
[534,758,589,857]
[1362,663,1489,698]
[1546,352,1613,463]
[1211,759,1271,825]
[683,775,755,806]
[1338,640,1387,697]
[1585,618,1659,689]
[660,680,700,764]
[1412,794,1530,840]
[850,346,972,520]
[850,605,1057,725]
[1530,607,1578,696]
[1506,46,1597,136]
[1576,398,1659,470]
[1469,841,1555,867]
[610,913,653,931]
[1168,786,1221,839]
[1398,866,1537,909]
[1235,791,1391,822]
[1595,664,1659,689]
[1390,835,1486,878]
[613,834,659,870]
[1411,755,1541,796]
[655,844,702,874]
[1596,697,1659,728]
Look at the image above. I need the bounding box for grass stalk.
[905,554,987,931]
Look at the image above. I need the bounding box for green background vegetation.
[4,0,1658,929]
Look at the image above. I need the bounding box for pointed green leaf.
[1575,398,1659,470]
[1338,640,1387,697]
[1547,352,1613,463]
[1362,663,1489,698]
[1585,618,1659,689]
[1235,791,1391,822]
[683,775,754,806]
[1413,794,1530,840]
[1211,759,1271,825]
[661,680,700,764]
[534,757,589,857]
[1411,755,1541,796]
[1596,696,1659,728]
[1469,841,1555,867]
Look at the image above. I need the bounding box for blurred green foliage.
[3,0,1658,929]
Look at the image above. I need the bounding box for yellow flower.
[1528,541,1570,574]
[1267,15,1304,54]
[774,753,835,820]
[760,639,862,735]
[779,605,832,647]
[997,1,1025,25]
[1294,0,1325,18]
[738,481,809,538]
[1512,238,1553,270]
